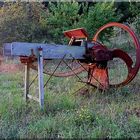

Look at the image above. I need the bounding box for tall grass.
[0,67,140,138]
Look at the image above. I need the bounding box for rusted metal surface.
[88,66,109,90]
[84,42,113,63]
[3,22,140,90]
[93,22,140,88]
[64,28,88,39]
[2,22,140,108]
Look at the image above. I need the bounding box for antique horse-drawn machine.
[3,22,140,108]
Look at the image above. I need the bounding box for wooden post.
[38,47,44,109]
[24,63,30,101]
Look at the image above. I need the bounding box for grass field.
[0,60,140,139]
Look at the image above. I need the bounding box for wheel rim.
[30,60,88,77]
[93,22,140,87]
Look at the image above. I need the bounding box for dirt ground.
[0,56,23,73]
[0,63,23,73]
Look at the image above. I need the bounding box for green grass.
[0,67,140,139]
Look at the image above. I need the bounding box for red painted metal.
[93,22,140,88]
[83,42,110,89]
[22,22,140,90]
[86,42,113,62]
[20,56,36,64]
[88,66,109,89]
[64,28,88,39]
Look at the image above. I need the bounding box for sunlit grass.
[0,62,140,138]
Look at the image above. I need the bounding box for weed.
[0,60,140,138]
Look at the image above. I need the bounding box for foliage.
[0,2,48,46]
[47,2,120,43]
[46,1,83,43]
[0,1,140,139]
[77,2,121,40]
[0,1,121,46]
[128,3,140,36]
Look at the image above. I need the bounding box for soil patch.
[0,63,23,73]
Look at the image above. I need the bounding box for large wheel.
[25,22,140,90]
[92,22,140,88]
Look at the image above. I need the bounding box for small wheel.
[92,22,140,88]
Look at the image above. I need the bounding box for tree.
[0,1,48,46]
[78,2,121,40]
[0,1,121,46]
[128,2,140,36]
[46,1,82,43]
[46,2,120,43]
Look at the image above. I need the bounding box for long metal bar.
[3,42,94,59]
[62,60,83,83]
[24,63,30,101]
[38,48,44,109]
[43,55,66,88]
[8,42,85,59]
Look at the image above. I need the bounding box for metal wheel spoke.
[62,59,83,83]
[43,55,66,88]
[71,56,105,87]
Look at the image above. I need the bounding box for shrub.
[0,2,48,46]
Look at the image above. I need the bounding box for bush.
[128,3,140,36]
[0,1,121,45]
[78,2,121,40]
[46,2,82,43]
[47,2,120,43]
[0,2,48,46]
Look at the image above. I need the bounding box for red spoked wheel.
[92,22,140,88]
[24,22,140,90]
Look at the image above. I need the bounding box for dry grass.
[0,57,140,138]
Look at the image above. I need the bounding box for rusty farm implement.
[2,22,140,108]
